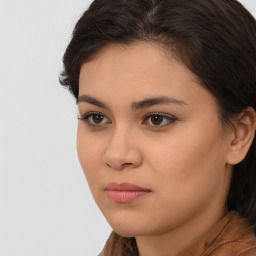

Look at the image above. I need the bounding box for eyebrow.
[76,95,188,110]
[131,96,188,110]
[77,95,109,109]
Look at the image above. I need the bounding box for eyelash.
[78,112,111,127]
[143,112,177,127]
[78,111,177,129]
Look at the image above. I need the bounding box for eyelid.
[78,111,177,128]
[142,112,177,126]
[78,111,111,127]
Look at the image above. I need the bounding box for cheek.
[147,122,227,199]
[76,125,104,186]
[139,126,228,229]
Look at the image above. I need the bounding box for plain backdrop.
[0,0,256,255]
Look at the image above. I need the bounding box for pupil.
[151,115,163,125]
[93,115,103,123]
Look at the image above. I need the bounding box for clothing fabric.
[99,211,256,256]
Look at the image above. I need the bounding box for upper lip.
[106,182,151,191]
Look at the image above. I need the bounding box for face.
[77,42,233,237]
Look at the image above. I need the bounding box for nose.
[102,127,142,170]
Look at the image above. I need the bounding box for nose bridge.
[107,124,133,157]
[103,123,142,169]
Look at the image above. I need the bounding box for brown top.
[99,211,256,256]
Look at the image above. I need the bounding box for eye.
[142,113,177,127]
[78,112,111,127]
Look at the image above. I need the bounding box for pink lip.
[105,182,151,203]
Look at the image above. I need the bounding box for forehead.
[80,42,197,87]
[78,42,216,111]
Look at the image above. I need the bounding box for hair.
[60,0,256,231]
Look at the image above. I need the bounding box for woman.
[60,0,256,255]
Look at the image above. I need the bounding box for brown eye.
[92,114,104,124]
[143,113,177,127]
[78,112,111,127]
[151,115,164,125]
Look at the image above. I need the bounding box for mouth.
[105,182,151,203]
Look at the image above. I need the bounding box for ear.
[226,107,256,165]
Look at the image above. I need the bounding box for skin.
[76,42,250,256]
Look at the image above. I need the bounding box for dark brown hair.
[60,0,256,231]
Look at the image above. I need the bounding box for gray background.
[0,0,255,255]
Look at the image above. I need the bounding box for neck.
[135,206,228,256]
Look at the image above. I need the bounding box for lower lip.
[106,190,150,203]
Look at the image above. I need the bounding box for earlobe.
[226,107,256,165]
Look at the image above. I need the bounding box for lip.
[106,182,150,191]
[105,182,151,203]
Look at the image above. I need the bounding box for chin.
[106,214,156,237]
[112,225,148,237]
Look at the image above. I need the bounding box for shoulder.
[99,232,138,256]
[179,211,256,256]
[209,244,256,256]
[205,212,256,256]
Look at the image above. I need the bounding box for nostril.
[122,163,132,167]
[103,143,143,170]
[105,162,133,170]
